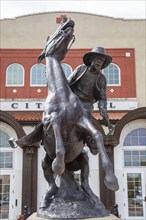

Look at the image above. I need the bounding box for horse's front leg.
[67,151,102,207]
[79,151,101,206]
[48,112,65,175]
[77,116,119,191]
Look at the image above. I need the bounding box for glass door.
[0,175,10,219]
[124,170,146,220]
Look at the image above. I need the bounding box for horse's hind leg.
[41,153,58,208]
[77,116,119,191]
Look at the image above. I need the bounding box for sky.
[0,0,146,20]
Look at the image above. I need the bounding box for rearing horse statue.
[10,18,119,216]
[40,18,118,190]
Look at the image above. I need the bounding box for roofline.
[1,10,145,21]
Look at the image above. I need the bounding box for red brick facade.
[0,48,136,99]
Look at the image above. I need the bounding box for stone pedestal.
[27,212,121,220]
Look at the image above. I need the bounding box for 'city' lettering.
[11,103,18,109]
[10,102,43,109]
[109,102,116,108]
[25,103,29,109]
[35,103,42,109]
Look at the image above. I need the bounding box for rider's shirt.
[72,70,98,104]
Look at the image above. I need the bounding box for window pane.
[139,128,146,135]
[0,131,11,148]
[6,64,24,85]
[0,152,13,168]
[131,137,138,145]
[124,136,131,146]
[140,155,146,166]
[132,151,139,156]
[139,136,146,145]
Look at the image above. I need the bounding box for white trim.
[0,99,138,111]
[30,84,47,87]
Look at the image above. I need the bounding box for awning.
[93,111,127,120]
[9,111,128,122]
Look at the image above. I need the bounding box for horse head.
[38,18,75,63]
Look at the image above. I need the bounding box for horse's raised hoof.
[52,158,65,175]
[104,174,119,191]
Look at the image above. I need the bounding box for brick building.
[0,12,146,220]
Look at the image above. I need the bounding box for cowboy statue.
[67,46,113,152]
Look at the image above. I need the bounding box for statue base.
[37,197,109,219]
[36,170,110,218]
[27,212,120,220]
[27,162,119,219]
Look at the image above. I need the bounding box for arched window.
[61,63,73,79]
[102,63,120,86]
[30,64,46,86]
[123,128,146,146]
[6,63,24,86]
[123,128,146,167]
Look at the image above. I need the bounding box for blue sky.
[1,0,146,20]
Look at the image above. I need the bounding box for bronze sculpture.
[9,18,119,218]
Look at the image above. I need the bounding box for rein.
[67,35,75,50]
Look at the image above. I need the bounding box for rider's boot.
[85,135,98,155]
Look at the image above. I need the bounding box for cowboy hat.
[83,47,112,69]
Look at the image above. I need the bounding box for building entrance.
[123,170,146,220]
[0,123,23,220]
